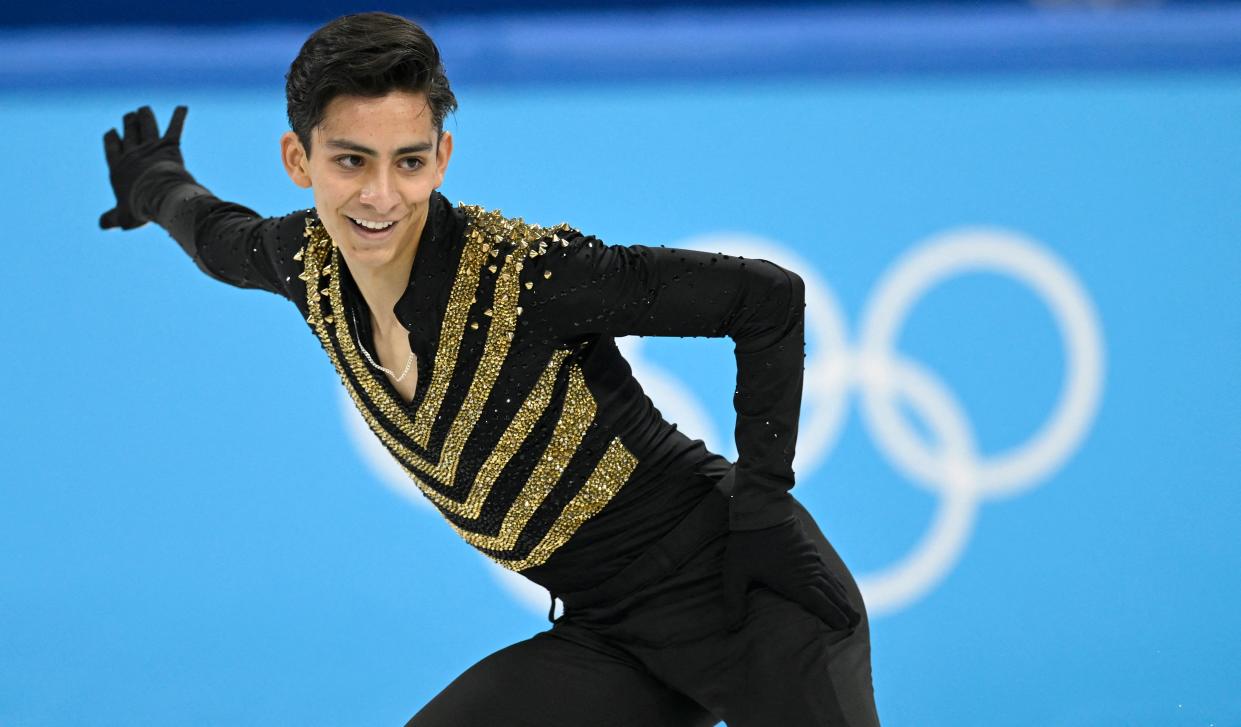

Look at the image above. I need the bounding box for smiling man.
[99,11,880,726]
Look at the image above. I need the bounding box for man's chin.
[342,241,396,266]
[336,233,413,271]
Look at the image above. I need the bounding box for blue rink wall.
[2,6,1240,727]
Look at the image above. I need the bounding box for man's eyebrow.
[325,139,434,156]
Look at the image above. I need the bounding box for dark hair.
[285,12,458,157]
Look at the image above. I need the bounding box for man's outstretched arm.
[99,104,303,300]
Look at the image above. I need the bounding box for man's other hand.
[722,516,862,633]
[99,105,188,231]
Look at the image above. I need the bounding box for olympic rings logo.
[668,226,1106,615]
[342,226,1105,618]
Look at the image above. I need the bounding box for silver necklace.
[350,307,415,383]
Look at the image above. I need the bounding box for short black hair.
[285,12,458,158]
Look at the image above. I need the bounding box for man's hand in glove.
[723,499,861,634]
[99,105,189,231]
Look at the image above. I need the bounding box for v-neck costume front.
[336,237,430,413]
[138,167,808,595]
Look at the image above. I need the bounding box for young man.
[99,12,880,726]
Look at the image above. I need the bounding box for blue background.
[2,5,1240,726]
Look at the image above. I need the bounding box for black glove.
[99,105,189,230]
[722,511,861,633]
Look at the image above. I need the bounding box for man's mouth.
[347,215,398,238]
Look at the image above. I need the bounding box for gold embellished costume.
[140,170,807,595]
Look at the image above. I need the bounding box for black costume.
[128,158,880,726]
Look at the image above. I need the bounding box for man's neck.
[350,252,415,332]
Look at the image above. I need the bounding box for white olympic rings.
[672,226,1105,614]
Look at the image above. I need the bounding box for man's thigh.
[720,498,880,727]
[647,500,880,727]
[405,629,716,727]
[721,585,879,727]
[792,497,880,726]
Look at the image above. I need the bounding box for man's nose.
[359,168,400,212]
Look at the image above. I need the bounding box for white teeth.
[350,217,396,231]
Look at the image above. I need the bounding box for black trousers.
[406,483,880,727]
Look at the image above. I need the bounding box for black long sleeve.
[519,230,807,530]
[131,161,305,300]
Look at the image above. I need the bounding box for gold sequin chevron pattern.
[296,206,637,570]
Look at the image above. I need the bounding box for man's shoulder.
[258,207,317,261]
[448,198,577,246]
[285,206,316,233]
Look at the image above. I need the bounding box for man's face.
[281,90,453,274]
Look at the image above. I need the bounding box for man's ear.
[434,130,454,189]
[280,131,312,189]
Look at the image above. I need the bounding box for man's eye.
[336,155,363,168]
[401,157,425,170]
